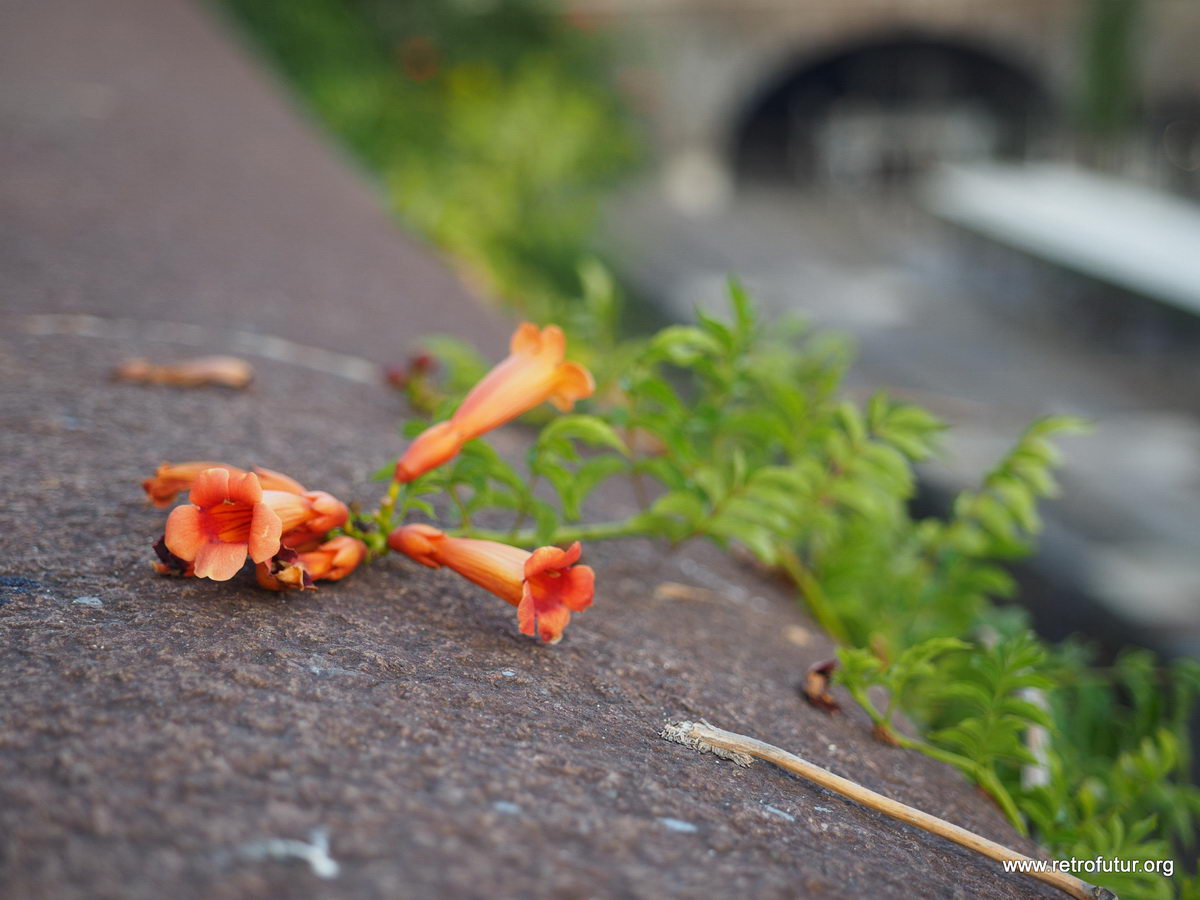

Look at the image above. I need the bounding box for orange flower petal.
[517,590,537,637]
[535,604,571,645]
[247,502,283,563]
[143,461,242,507]
[302,491,349,533]
[193,540,249,581]
[226,470,264,506]
[387,522,443,566]
[164,504,205,561]
[548,362,595,412]
[262,490,313,534]
[188,467,231,508]
[518,585,572,644]
[252,466,306,494]
[394,421,463,483]
[525,541,582,578]
[509,321,545,356]
[559,565,595,612]
[300,536,367,581]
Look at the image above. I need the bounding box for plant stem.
[844,681,1028,835]
[454,518,647,546]
[448,483,471,528]
[776,547,850,645]
[377,480,402,529]
[660,720,1115,900]
[507,475,541,541]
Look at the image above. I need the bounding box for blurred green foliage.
[217,0,637,320]
[1078,0,1140,142]
[399,286,1197,897]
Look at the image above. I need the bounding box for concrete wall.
[576,0,1200,180]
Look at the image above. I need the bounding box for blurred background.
[218,0,1200,662]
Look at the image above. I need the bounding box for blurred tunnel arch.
[730,33,1053,188]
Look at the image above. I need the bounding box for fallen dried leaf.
[653,582,716,603]
[114,355,254,389]
[802,658,841,712]
[784,625,812,647]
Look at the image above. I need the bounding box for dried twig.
[659,720,1116,900]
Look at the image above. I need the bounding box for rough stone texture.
[0,0,1055,897]
[1,335,1055,900]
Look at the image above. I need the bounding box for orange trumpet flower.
[256,536,368,591]
[395,323,594,482]
[387,524,594,643]
[145,462,349,548]
[143,461,244,507]
[151,536,194,577]
[250,467,349,546]
[255,549,313,591]
[280,492,349,549]
[163,468,313,581]
[302,535,368,580]
[250,466,307,494]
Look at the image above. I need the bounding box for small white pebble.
[238,828,339,879]
[658,817,698,834]
[72,596,103,608]
[492,801,522,815]
[501,670,516,678]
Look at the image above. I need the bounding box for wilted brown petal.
[802,658,841,713]
[114,355,254,389]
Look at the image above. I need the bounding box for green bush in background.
[220,0,637,320]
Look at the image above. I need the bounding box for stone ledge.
[0,0,1057,894]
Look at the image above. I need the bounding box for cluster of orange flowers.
[145,461,361,588]
[144,323,596,644]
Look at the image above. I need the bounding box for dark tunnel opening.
[733,33,1053,188]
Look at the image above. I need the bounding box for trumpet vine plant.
[377,277,1199,898]
[199,1,1199,892]
[144,276,1200,898]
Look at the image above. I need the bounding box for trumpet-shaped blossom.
[387,524,594,643]
[146,462,349,551]
[164,468,313,581]
[395,323,594,482]
[256,536,368,591]
[251,466,307,495]
[250,467,349,546]
[255,548,313,591]
[281,491,349,549]
[301,535,368,580]
[152,535,193,577]
[143,461,244,507]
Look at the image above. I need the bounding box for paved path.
[0,1,1055,897]
[0,0,503,359]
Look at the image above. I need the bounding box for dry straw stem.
[659,720,1117,900]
